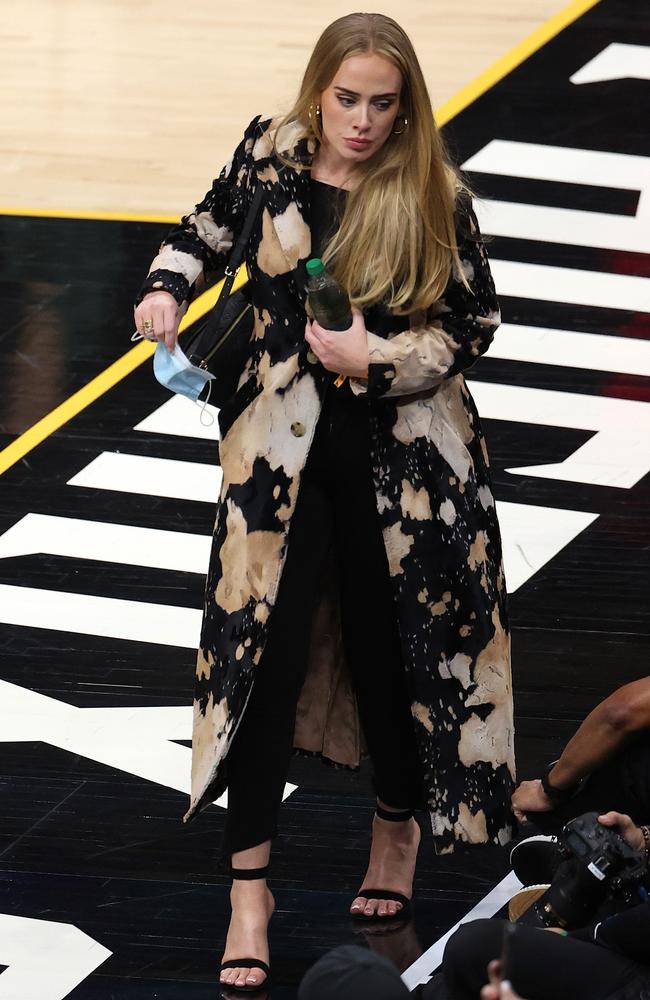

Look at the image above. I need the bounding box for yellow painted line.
[0,269,249,476]
[0,206,178,224]
[435,0,601,125]
[0,342,155,475]
[0,0,601,476]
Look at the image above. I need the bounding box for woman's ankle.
[372,811,421,850]
[230,840,272,873]
[376,799,415,819]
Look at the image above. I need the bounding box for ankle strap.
[376,805,414,822]
[230,865,269,880]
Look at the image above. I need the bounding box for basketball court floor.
[0,0,648,996]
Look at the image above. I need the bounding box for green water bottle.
[305,258,353,331]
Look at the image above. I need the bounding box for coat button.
[290,421,306,437]
[306,350,318,364]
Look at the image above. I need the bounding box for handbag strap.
[209,184,265,327]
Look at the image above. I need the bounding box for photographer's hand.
[480,960,527,1000]
[511,779,554,821]
[598,812,645,852]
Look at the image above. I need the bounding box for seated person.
[298,944,410,999]
[442,811,650,1000]
[512,678,650,831]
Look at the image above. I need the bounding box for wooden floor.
[2,0,568,217]
[1,0,649,998]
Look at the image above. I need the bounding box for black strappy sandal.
[219,865,272,994]
[350,806,415,922]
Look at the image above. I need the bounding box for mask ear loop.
[198,379,215,427]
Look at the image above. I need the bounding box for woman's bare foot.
[220,879,275,989]
[350,807,421,918]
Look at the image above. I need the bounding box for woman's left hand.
[305,306,369,379]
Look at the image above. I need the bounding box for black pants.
[441,919,650,1000]
[223,385,424,856]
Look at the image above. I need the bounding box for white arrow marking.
[476,197,650,254]
[0,914,112,1000]
[488,323,650,377]
[462,139,649,190]
[0,498,595,622]
[68,452,222,503]
[570,43,650,84]
[497,501,596,592]
[0,585,202,647]
[0,681,296,809]
[135,394,221,441]
[0,513,211,573]
[489,259,650,314]
[468,380,650,488]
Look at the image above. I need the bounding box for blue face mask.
[153,341,215,402]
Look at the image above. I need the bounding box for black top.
[307,177,365,427]
[309,177,347,259]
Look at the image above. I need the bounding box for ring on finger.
[142,319,154,334]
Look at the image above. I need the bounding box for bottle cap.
[306,258,325,276]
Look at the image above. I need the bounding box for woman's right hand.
[134,290,186,351]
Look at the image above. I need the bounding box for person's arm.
[349,198,500,398]
[550,679,650,789]
[134,114,263,309]
[513,678,650,814]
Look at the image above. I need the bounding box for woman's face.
[319,52,403,164]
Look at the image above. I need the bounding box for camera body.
[530,812,647,929]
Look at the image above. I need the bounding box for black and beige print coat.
[138,114,515,851]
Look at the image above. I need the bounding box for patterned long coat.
[138,114,515,852]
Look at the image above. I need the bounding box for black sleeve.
[134,114,263,307]
[350,197,501,400]
[570,901,650,965]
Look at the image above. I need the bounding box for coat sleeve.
[350,199,500,399]
[134,115,262,307]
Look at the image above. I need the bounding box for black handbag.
[182,184,265,409]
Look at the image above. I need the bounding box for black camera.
[527,812,647,930]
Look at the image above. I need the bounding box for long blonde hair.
[274,12,470,314]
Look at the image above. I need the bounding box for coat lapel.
[252,118,314,291]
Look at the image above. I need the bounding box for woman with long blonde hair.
[135,12,515,993]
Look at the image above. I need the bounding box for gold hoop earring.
[308,102,322,132]
[392,115,409,135]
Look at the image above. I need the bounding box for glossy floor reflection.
[1,0,649,996]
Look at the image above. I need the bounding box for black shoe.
[508,884,551,923]
[350,807,415,923]
[510,834,559,886]
[220,865,271,994]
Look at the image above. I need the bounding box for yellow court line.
[0,340,156,473]
[0,0,601,476]
[435,0,601,125]
[0,270,249,476]
[0,205,178,225]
